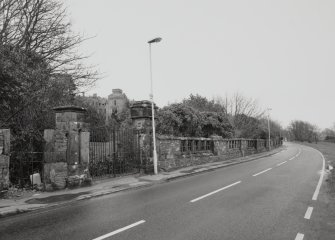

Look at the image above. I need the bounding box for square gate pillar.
[0,129,10,191]
[130,101,158,173]
[43,106,91,191]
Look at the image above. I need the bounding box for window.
[187,140,192,152]
[181,140,187,152]
[180,139,214,153]
[195,140,200,151]
[229,140,241,149]
[201,141,206,150]
[205,141,212,151]
[248,140,256,148]
[237,140,241,149]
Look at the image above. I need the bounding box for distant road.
[0,143,325,240]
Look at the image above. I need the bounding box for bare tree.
[288,120,319,142]
[0,0,97,89]
[214,93,265,137]
[0,0,99,150]
[215,93,264,118]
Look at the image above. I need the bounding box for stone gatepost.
[241,139,247,157]
[211,136,225,156]
[43,106,90,191]
[130,100,157,173]
[0,129,10,191]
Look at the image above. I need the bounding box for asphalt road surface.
[0,143,326,240]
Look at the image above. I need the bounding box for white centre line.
[312,151,326,201]
[304,206,313,219]
[252,168,272,177]
[295,233,304,240]
[190,181,241,203]
[295,149,302,157]
[289,149,301,161]
[276,161,287,166]
[92,220,146,240]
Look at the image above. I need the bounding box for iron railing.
[89,127,142,178]
[9,151,44,188]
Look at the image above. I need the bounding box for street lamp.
[267,108,272,150]
[148,37,162,175]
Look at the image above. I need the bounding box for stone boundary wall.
[157,135,282,171]
[0,129,10,190]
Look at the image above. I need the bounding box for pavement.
[0,146,284,218]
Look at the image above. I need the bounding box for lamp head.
[148,37,162,44]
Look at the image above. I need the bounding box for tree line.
[285,120,318,143]
[285,120,335,143]
[0,0,97,151]
[156,93,283,140]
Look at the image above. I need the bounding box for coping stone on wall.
[157,135,213,141]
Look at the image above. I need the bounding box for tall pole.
[148,37,161,175]
[267,108,272,150]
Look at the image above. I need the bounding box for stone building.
[86,94,107,116]
[106,89,129,123]
[78,89,129,124]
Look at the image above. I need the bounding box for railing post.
[113,127,116,177]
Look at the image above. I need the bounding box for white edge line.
[304,206,313,219]
[190,181,241,203]
[295,233,304,240]
[252,168,272,177]
[289,156,295,161]
[276,161,287,166]
[92,220,146,240]
[312,151,326,201]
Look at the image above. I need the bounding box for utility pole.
[267,108,272,150]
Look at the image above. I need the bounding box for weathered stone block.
[44,151,67,163]
[67,133,79,165]
[66,170,92,188]
[44,162,68,190]
[80,132,90,164]
[0,155,10,189]
[44,129,55,152]
[0,129,10,155]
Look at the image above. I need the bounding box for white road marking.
[190,181,241,203]
[304,207,313,219]
[276,161,287,166]
[295,233,304,240]
[252,168,272,177]
[312,151,326,201]
[289,149,301,161]
[92,220,146,240]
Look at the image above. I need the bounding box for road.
[0,143,325,240]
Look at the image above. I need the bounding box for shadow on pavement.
[25,191,91,204]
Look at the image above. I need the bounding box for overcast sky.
[67,0,335,129]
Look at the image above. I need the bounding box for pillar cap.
[53,106,87,113]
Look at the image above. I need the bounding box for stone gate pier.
[43,106,90,190]
[0,129,10,192]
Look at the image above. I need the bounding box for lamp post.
[148,37,162,175]
[267,108,272,150]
